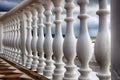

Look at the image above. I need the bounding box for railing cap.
[0,0,36,21]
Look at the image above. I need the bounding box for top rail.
[0,0,35,21]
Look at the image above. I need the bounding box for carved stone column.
[16,15,21,63]
[19,11,27,65]
[42,0,54,79]
[31,6,39,71]
[36,4,45,75]
[52,0,65,80]
[95,0,111,80]
[77,0,93,80]
[25,8,33,69]
[63,0,78,80]
[0,22,3,54]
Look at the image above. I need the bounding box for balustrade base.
[31,61,39,71]
[97,73,111,80]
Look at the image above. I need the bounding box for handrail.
[0,0,35,21]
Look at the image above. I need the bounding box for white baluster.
[8,22,11,59]
[4,23,7,56]
[95,0,111,80]
[6,23,9,57]
[2,23,5,55]
[16,15,21,63]
[2,23,4,56]
[31,6,39,71]
[3,23,7,57]
[7,21,10,59]
[5,21,8,58]
[11,19,14,61]
[12,18,16,61]
[36,4,45,75]
[18,16,21,64]
[0,23,3,54]
[6,23,9,58]
[25,8,33,68]
[63,0,78,80]
[42,0,54,79]
[10,21,13,60]
[20,11,28,65]
[77,0,93,80]
[14,17,19,62]
[7,22,11,59]
[52,0,65,80]
[18,13,23,65]
[13,17,17,61]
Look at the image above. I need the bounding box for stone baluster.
[2,23,5,54]
[3,23,5,56]
[12,19,14,60]
[8,21,11,60]
[16,15,21,63]
[15,16,19,62]
[31,5,39,71]
[6,23,9,58]
[4,21,7,57]
[11,19,14,61]
[95,0,111,80]
[9,20,12,59]
[3,23,7,56]
[52,0,65,80]
[19,11,27,65]
[12,18,16,61]
[0,23,3,54]
[3,23,6,50]
[5,23,9,58]
[77,0,93,80]
[63,0,78,80]
[8,22,11,59]
[7,22,10,58]
[13,17,17,61]
[11,18,14,59]
[17,13,21,64]
[14,15,19,62]
[36,4,45,75]
[42,0,54,79]
[18,13,23,65]
[25,8,33,68]
[5,22,8,49]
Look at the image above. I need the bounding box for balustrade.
[0,0,111,80]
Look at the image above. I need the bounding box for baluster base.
[97,73,111,80]
[26,55,33,69]
[63,65,78,80]
[31,56,39,71]
[53,63,65,80]
[43,60,55,79]
[79,68,92,80]
[37,58,45,75]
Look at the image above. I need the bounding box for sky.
[0,0,110,37]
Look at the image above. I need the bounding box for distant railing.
[0,0,111,80]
